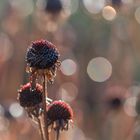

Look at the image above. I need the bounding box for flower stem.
[37,117,44,140]
[55,129,60,140]
[42,73,49,140]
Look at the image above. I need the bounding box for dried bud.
[47,100,73,131]
[26,40,59,69]
[18,83,43,107]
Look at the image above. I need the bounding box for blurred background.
[1,0,140,140]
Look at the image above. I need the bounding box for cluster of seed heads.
[17,39,73,140]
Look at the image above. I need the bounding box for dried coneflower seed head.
[18,83,43,107]
[26,40,59,69]
[47,100,73,131]
[45,0,63,14]
[47,100,73,121]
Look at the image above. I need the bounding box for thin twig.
[37,117,44,140]
[42,73,49,140]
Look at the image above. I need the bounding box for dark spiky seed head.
[18,83,43,107]
[47,100,73,121]
[26,39,59,69]
[45,0,62,14]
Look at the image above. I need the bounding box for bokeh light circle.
[102,6,116,21]
[60,59,77,76]
[135,7,140,24]
[9,0,34,17]
[59,82,78,102]
[124,97,137,117]
[61,0,79,15]
[83,0,105,14]
[127,85,140,97]
[87,57,112,82]
[36,0,46,10]
[9,102,24,118]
